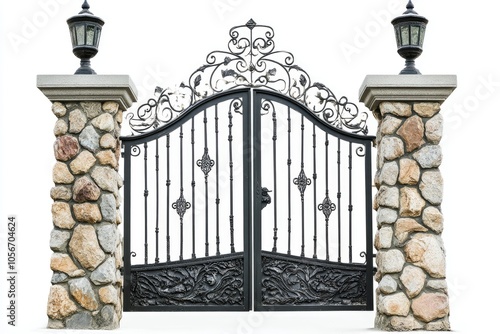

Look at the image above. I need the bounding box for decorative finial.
[404,0,417,14]
[79,0,93,14]
[246,19,256,30]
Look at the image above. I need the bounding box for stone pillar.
[37,75,137,330]
[359,75,457,331]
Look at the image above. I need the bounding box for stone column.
[37,75,137,330]
[359,75,457,331]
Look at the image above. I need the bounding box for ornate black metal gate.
[121,20,375,312]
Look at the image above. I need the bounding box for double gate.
[121,20,375,312]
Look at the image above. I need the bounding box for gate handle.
[261,187,272,209]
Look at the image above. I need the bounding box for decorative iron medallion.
[127,19,369,135]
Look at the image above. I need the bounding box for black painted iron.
[121,20,374,312]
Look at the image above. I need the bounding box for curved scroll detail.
[127,19,369,135]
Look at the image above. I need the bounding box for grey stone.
[375,226,393,250]
[79,125,100,153]
[65,311,95,329]
[413,145,442,169]
[50,186,72,201]
[97,304,119,329]
[91,257,116,285]
[68,277,99,311]
[390,315,424,331]
[81,102,102,119]
[377,249,405,274]
[377,208,398,225]
[425,114,443,144]
[69,109,87,134]
[375,186,399,210]
[378,274,398,294]
[100,194,117,223]
[47,319,65,329]
[54,119,68,136]
[428,279,448,293]
[91,166,119,195]
[51,272,69,284]
[379,161,399,186]
[379,136,404,165]
[50,229,71,252]
[97,223,118,253]
[420,171,443,205]
[92,113,115,132]
[52,102,67,117]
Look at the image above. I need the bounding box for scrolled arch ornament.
[127,19,369,135]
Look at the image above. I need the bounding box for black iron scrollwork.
[127,19,369,135]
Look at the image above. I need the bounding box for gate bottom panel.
[128,252,247,311]
[258,251,368,311]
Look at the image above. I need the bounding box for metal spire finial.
[79,0,93,14]
[404,0,418,14]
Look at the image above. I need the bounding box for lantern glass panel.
[86,25,95,46]
[401,25,409,46]
[410,25,420,46]
[76,24,85,45]
[95,28,101,47]
[419,26,426,47]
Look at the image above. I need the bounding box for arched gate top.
[126,19,370,136]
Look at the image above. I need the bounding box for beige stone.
[420,171,443,205]
[50,253,84,277]
[92,113,115,132]
[380,102,412,117]
[394,218,428,244]
[52,202,76,229]
[374,186,399,210]
[405,233,446,278]
[50,186,72,201]
[379,136,405,163]
[54,119,68,136]
[377,249,405,274]
[390,315,424,331]
[397,115,424,152]
[69,109,87,134]
[400,265,426,298]
[116,110,123,124]
[73,203,102,224]
[398,158,420,185]
[91,166,119,195]
[81,102,102,119]
[47,285,78,320]
[103,101,119,115]
[378,275,398,294]
[414,102,441,118]
[380,116,402,135]
[68,277,99,311]
[425,318,451,331]
[412,292,449,322]
[53,162,74,184]
[54,135,80,161]
[52,102,67,117]
[378,161,398,186]
[425,114,443,144]
[70,150,97,174]
[422,206,444,233]
[73,176,101,202]
[378,292,410,316]
[413,145,442,169]
[97,150,118,169]
[375,226,393,250]
[100,133,116,150]
[427,279,448,293]
[69,224,106,270]
[400,187,425,217]
[99,285,119,305]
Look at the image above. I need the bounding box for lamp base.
[399,59,421,75]
[74,59,96,75]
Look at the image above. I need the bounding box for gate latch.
[261,187,272,209]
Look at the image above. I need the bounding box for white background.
[1,0,498,333]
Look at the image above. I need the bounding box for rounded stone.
[98,304,119,329]
[400,187,426,217]
[380,102,412,117]
[65,311,95,329]
[50,229,71,252]
[397,115,424,152]
[378,292,410,316]
[375,186,399,210]
[73,176,101,202]
[96,150,118,169]
[52,102,67,117]
[52,202,76,229]
[47,285,77,320]
[50,186,72,201]
[92,113,115,132]
[91,257,117,285]
[378,274,398,294]
[400,265,426,298]
[68,277,99,311]
[103,101,119,115]
[379,136,405,162]
[405,233,446,278]
[100,133,116,149]
[378,161,399,186]
[54,135,80,161]
[69,109,87,134]
[394,218,428,244]
[390,315,424,331]
[425,114,443,144]
[377,208,398,225]
[69,224,106,270]
[73,203,102,224]
[70,150,97,175]
[53,162,75,184]
[380,116,403,135]
[100,194,117,223]
[399,158,420,185]
[91,166,119,195]
[99,285,119,305]
[81,102,102,119]
[50,253,80,276]
[377,249,405,274]
[420,171,443,205]
[375,226,393,250]
[412,292,449,322]
[422,207,444,233]
[54,119,68,136]
[79,125,100,152]
[97,223,118,253]
[414,102,441,118]
[413,145,442,169]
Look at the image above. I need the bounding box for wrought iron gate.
[121,20,375,312]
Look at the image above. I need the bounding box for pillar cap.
[359,75,457,111]
[37,74,138,110]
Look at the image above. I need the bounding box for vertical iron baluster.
[191,118,196,259]
[348,142,353,263]
[318,133,334,261]
[143,142,149,265]
[300,116,305,257]
[204,111,210,256]
[228,108,235,253]
[312,126,317,259]
[166,134,171,262]
[215,106,221,256]
[287,107,292,255]
[272,108,278,252]
[178,126,185,261]
[155,139,160,264]
[337,138,342,262]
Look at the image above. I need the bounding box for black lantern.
[67,1,104,74]
[391,0,428,74]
